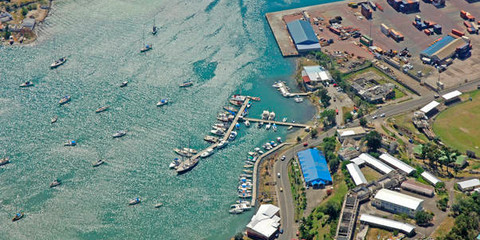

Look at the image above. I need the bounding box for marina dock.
[243,117,312,129]
[251,142,292,206]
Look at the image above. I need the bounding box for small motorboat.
[0,157,10,166]
[51,116,58,124]
[238,193,252,198]
[282,117,287,122]
[19,81,34,87]
[169,158,180,169]
[250,96,260,101]
[140,44,152,53]
[244,164,254,168]
[64,140,76,146]
[12,212,24,222]
[261,110,269,120]
[248,151,256,156]
[95,106,109,113]
[183,148,197,154]
[243,169,253,174]
[229,100,243,106]
[50,57,67,69]
[223,106,238,113]
[217,140,228,149]
[288,126,293,130]
[272,124,277,132]
[268,111,276,120]
[258,122,264,128]
[179,81,193,88]
[265,123,271,130]
[244,120,250,127]
[258,150,264,154]
[112,130,127,138]
[120,81,128,87]
[204,135,219,143]
[59,96,71,105]
[210,129,225,136]
[229,205,244,214]
[294,96,304,103]
[152,25,158,35]
[228,131,237,141]
[254,147,261,152]
[50,179,61,188]
[235,123,240,130]
[173,148,193,157]
[200,148,214,158]
[93,159,105,167]
[157,99,168,107]
[129,198,141,205]
[235,200,251,205]
[277,137,282,143]
[246,102,252,108]
[154,203,163,208]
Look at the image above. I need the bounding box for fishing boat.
[249,96,261,101]
[169,158,181,169]
[152,18,158,35]
[183,148,197,154]
[64,140,76,146]
[19,81,34,87]
[51,116,58,124]
[229,205,244,214]
[223,106,238,113]
[272,124,277,132]
[229,100,243,106]
[228,131,237,141]
[140,44,152,53]
[0,157,10,166]
[154,203,163,208]
[217,140,228,149]
[95,106,109,113]
[210,129,225,136]
[294,96,304,103]
[50,57,67,69]
[112,130,127,138]
[50,179,61,188]
[282,117,287,122]
[176,158,199,174]
[288,126,293,130]
[129,198,141,205]
[261,110,270,120]
[179,81,193,88]
[173,148,193,157]
[59,96,71,105]
[12,212,24,222]
[258,122,264,128]
[268,111,276,120]
[244,164,254,168]
[230,95,247,102]
[277,137,282,143]
[157,99,169,107]
[204,135,218,143]
[200,148,214,158]
[120,81,128,87]
[243,169,253,174]
[265,123,271,130]
[244,120,250,127]
[93,159,105,167]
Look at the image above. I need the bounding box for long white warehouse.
[351,153,393,174]
[372,189,424,217]
[421,171,441,186]
[360,214,416,235]
[379,153,416,175]
[346,163,368,186]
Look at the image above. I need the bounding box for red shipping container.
[464,21,472,28]
[424,29,431,35]
[452,29,465,37]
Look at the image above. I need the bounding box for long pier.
[243,117,312,128]
[251,142,292,206]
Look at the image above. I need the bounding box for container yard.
[266,0,480,88]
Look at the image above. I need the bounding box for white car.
[281,155,286,161]
[380,113,386,118]
[372,115,377,119]
[277,173,281,178]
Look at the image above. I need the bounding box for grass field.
[433,90,480,155]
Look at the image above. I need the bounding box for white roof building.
[302,65,333,83]
[379,153,416,175]
[337,126,367,142]
[421,171,441,186]
[360,214,416,234]
[420,101,440,114]
[351,153,393,174]
[457,179,480,191]
[442,90,462,101]
[246,204,280,239]
[346,163,368,186]
[374,189,424,211]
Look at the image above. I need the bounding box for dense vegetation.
[440,192,480,240]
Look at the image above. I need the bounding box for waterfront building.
[286,19,321,53]
[301,65,333,90]
[297,148,333,188]
[372,189,424,217]
[246,204,281,240]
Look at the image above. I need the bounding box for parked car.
[280,187,283,192]
[380,113,386,118]
[281,155,286,161]
[277,172,281,178]
[303,142,309,147]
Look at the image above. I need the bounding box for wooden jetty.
[243,117,312,128]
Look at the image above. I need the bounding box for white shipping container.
[381,24,389,36]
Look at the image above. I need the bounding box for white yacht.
[200,148,214,158]
[261,110,270,120]
[265,123,271,130]
[217,140,228,149]
[244,120,250,127]
[228,131,237,141]
[268,111,276,120]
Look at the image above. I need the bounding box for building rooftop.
[360,214,416,234]
[421,171,441,186]
[303,65,332,82]
[297,148,332,185]
[337,126,366,137]
[421,35,455,57]
[401,179,435,196]
[457,179,480,190]
[420,101,440,114]
[346,163,368,186]
[442,90,462,100]
[286,19,319,45]
[379,153,416,175]
[352,153,394,174]
[246,204,280,239]
[374,189,424,210]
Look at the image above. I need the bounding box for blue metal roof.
[421,35,455,57]
[297,148,332,186]
[286,20,319,45]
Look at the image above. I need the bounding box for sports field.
[433,91,480,155]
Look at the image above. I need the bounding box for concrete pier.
[243,117,312,128]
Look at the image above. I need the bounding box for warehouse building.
[302,65,333,90]
[286,20,321,53]
[379,153,416,175]
[419,101,440,116]
[351,153,394,175]
[401,179,435,197]
[360,214,416,235]
[421,171,442,186]
[442,90,462,104]
[346,163,368,186]
[372,189,424,217]
[246,204,281,240]
[297,148,333,188]
[457,179,480,192]
[337,126,367,142]
[420,35,471,64]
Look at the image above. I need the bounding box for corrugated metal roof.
[420,101,440,113]
[346,163,368,185]
[401,180,434,196]
[379,153,416,174]
[286,20,319,45]
[421,171,441,186]
[358,153,393,174]
[374,189,423,210]
[360,214,416,234]
[421,35,455,57]
[303,65,332,81]
[457,179,480,190]
[337,126,366,137]
[442,90,462,100]
[297,148,332,185]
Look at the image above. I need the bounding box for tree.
[4,24,11,40]
[21,7,28,17]
[365,131,382,152]
[296,136,301,142]
[359,117,367,127]
[321,109,336,127]
[344,111,353,123]
[415,211,433,226]
[234,232,243,240]
[317,88,331,108]
[310,128,318,138]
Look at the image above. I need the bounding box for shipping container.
[376,2,384,11]
[369,0,377,10]
[461,10,467,19]
[329,27,341,35]
[464,21,472,28]
[424,29,431,35]
[452,29,465,37]
[381,23,390,35]
[467,27,476,34]
[415,15,421,21]
[433,24,442,34]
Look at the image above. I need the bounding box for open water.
[0,0,331,239]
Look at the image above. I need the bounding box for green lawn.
[433,90,480,155]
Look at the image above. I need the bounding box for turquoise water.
[0,0,330,239]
